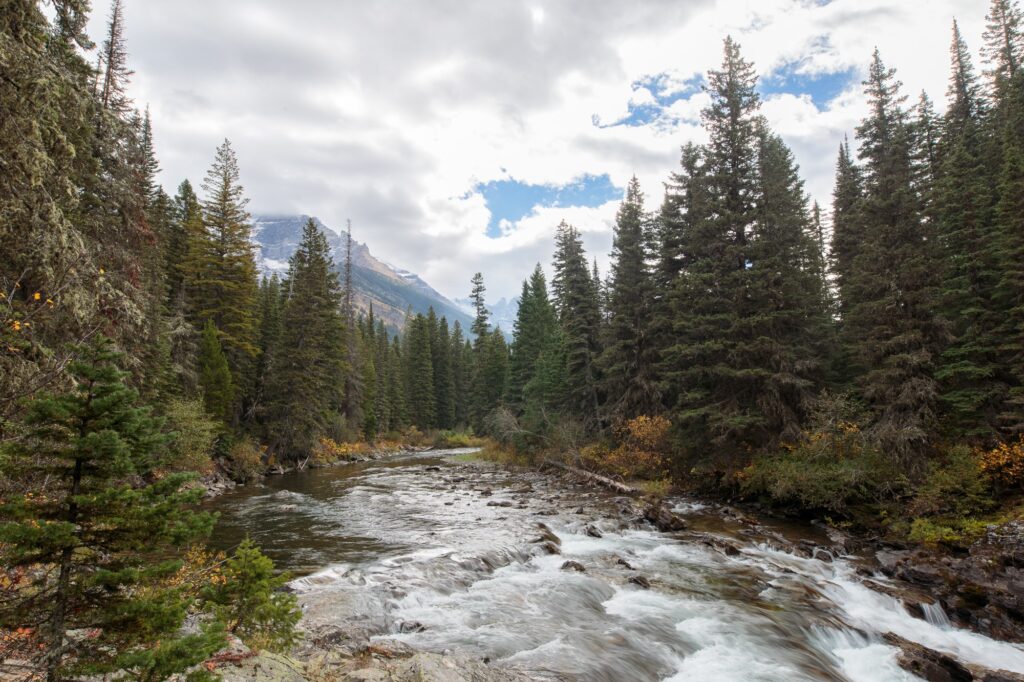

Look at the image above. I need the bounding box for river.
[207,448,1024,681]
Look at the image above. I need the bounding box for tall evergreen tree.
[183,139,260,389]
[551,221,602,427]
[97,0,133,115]
[935,22,1004,438]
[846,50,946,460]
[600,177,660,420]
[404,313,435,429]
[507,265,558,411]
[433,316,456,429]
[264,219,346,459]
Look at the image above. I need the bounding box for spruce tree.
[600,177,660,420]
[846,50,946,460]
[183,139,260,387]
[404,313,435,429]
[433,316,456,429]
[450,321,470,426]
[0,338,223,680]
[198,320,234,424]
[265,219,346,459]
[97,0,133,115]
[551,221,602,427]
[507,265,558,411]
[935,23,1004,438]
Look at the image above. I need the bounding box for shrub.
[312,437,370,463]
[908,445,994,518]
[164,397,219,474]
[225,437,265,483]
[580,416,672,481]
[978,437,1024,493]
[739,393,907,514]
[201,539,300,653]
[433,430,486,448]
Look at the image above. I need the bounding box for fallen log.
[540,459,638,495]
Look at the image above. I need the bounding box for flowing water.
[208,449,1024,681]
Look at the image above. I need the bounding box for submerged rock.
[883,632,973,682]
[561,560,586,572]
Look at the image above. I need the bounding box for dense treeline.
[486,5,1024,528]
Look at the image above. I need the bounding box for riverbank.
[198,449,1024,681]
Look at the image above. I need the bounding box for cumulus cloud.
[98,0,987,300]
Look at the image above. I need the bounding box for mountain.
[251,215,473,334]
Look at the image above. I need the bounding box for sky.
[93,0,989,302]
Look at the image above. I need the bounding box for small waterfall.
[921,602,952,628]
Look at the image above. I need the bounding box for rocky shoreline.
[197,445,436,500]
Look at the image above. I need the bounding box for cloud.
[98,0,988,301]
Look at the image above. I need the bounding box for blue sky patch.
[594,72,704,128]
[759,64,858,109]
[476,174,622,237]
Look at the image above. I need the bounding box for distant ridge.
[250,215,473,334]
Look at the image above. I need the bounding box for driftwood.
[540,459,638,495]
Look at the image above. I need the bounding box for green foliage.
[226,436,266,483]
[740,394,906,514]
[0,338,221,680]
[264,219,347,460]
[198,320,234,423]
[164,396,220,473]
[908,445,994,518]
[202,539,301,653]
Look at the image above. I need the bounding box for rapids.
[207,448,1024,681]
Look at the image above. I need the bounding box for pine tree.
[469,272,490,340]
[97,0,133,115]
[388,335,408,429]
[198,320,234,423]
[600,177,660,421]
[0,338,223,680]
[404,313,435,429]
[507,265,558,410]
[265,219,346,459]
[551,221,602,427]
[935,22,1004,438]
[183,139,260,390]
[982,0,1024,102]
[433,316,456,429]
[450,321,470,426]
[846,50,946,460]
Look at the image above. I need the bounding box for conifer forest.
[3,1,1024,680]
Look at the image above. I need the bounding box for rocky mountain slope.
[251,215,473,334]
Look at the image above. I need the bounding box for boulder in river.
[882,632,973,682]
[629,575,651,589]
[561,560,586,572]
[584,524,603,538]
[642,503,688,532]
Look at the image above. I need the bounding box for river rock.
[616,557,634,569]
[397,620,426,634]
[533,523,561,546]
[883,633,977,682]
[696,533,741,557]
[642,503,688,532]
[584,524,603,538]
[877,521,1024,642]
[629,575,651,589]
[486,500,513,507]
[561,560,586,572]
[216,651,307,682]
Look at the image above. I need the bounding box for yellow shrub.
[580,416,672,481]
[312,438,370,463]
[978,438,1024,490]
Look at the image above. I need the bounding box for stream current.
[208,448,1024,681]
